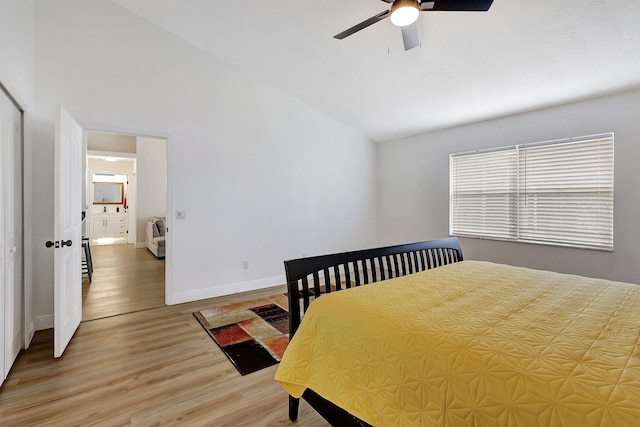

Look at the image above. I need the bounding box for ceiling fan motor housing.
[390,0,420,27]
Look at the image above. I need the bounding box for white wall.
[136,136,166,245]
[88,158,135,176]
[0,0,34,107]
[88,131,136,153]
[31,0,377,323]
[378,88,640,284]
[0,0,35,340]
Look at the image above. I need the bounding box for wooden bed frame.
[283,237,464,425]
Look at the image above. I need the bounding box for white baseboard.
[135,242,146,249]
[24,320,36,349]
[32,277,286,329]
[34,314,54,331]
[169,275,286,305]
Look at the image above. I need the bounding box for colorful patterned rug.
[193,294,289,375]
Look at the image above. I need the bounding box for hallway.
[83,243,165,321]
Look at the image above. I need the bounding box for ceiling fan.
[334,0,494,51]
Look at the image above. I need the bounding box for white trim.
[0,73,39,350]
[164,133,173,305]
[25,320,34,345]
[87,150,136,159]
[34,314,54,331]
[0,80,31,357]
[136,242,146,249]
[81,123,171,141]
[22,111,33,349]
[127,172,136,244]
[170,276,287,305]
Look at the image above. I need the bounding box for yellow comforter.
[275,261,640,426]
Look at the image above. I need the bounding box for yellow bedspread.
[275,261,640,426]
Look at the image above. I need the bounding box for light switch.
[176,210,186,220]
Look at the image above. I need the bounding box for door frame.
[0,80,26,358]
[81,125,172,305]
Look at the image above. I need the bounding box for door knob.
[45,240,71,248]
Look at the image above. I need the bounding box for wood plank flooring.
[83,243,166,321]
[1,247,329,426]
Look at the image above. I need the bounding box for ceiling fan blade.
[401,22,420,50]
[428,0,494,11]
[334,10,390,39]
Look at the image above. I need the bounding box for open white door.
[53,106,83,358]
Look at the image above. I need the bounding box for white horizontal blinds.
[450,149,518,239]
[518,136,614,249]
[449,133,614,250]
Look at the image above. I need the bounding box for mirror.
[93,182,123,204]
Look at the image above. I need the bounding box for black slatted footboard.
[283,237,463,424]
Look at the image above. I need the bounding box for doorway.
[89,170,132,247]
[82,131,167,321]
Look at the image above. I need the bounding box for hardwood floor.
[83,243,166,321]
[0,287,329,426]
[2,245,327,425]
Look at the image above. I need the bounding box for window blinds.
[450,133,613,250]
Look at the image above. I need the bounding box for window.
[449,133,614,250]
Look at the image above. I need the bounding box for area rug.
[193,294,289,375]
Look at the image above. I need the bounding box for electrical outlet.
[242,260,249,270]
[176,210,186,219]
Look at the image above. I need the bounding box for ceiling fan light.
[390,0,420,27]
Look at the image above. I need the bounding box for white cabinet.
[92,214,127,239]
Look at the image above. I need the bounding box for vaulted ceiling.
[112,0,640,142]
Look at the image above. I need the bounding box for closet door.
[0,90,6,385]
[0,87,22,385]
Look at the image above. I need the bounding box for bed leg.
[289,395,300,421]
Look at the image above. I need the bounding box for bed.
[274,237,640,426]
